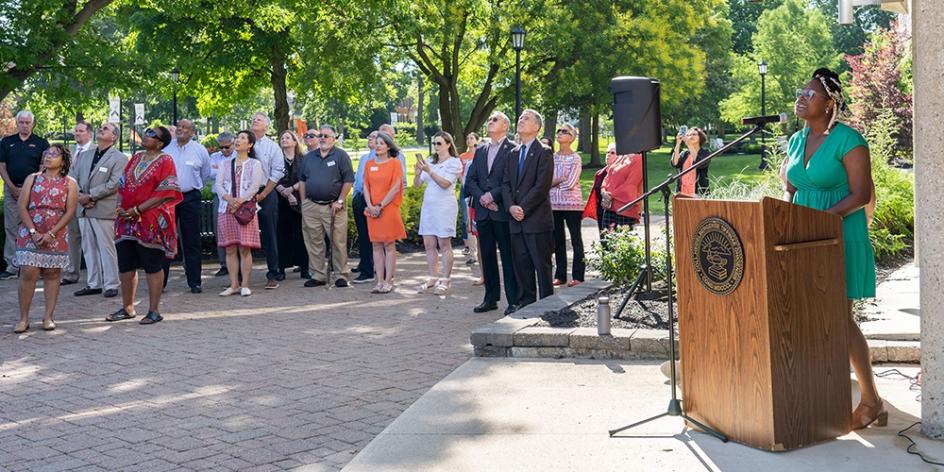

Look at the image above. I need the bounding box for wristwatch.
[336,199,344,205]
[29,228,37,235]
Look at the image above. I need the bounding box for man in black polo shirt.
[298,125,355,288]
[0,110,49,279]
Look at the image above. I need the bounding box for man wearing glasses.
[299,125,354,288]
[463,111,520,314]
[208,132,236,276]
[72,122,127,299]
[0,110,49,280]
[303,130,320,153]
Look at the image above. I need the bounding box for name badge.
[327,161,336,167]
[185,160,195,166]
[99,167,108,173]
[370,166,379,171]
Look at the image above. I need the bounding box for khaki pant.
[3,185,20,272]
[79,217,120,290]
[301,200,350,283]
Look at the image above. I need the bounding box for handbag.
[231,160,256,225]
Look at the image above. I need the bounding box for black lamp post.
[511,26,526,123]
[758,59,768,170]
[171,68,180,126]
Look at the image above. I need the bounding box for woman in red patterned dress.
[107,126,183,325]
[14,144,79,333]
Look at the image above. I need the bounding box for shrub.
[589,226,654,286]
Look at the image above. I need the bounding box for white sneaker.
[219,287,238,296]
[240,287,252,297]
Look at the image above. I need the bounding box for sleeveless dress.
[16,174,73,269]
[364,157,406,243]
[418,157,462,238]
[784,122,876,299]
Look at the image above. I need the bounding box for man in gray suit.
[63,121,95,285]
[72,123,127,298]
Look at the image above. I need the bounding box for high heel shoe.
[852,400,888,429]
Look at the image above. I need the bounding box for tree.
[0,0,117,102]
[846,25,912,160]
[810,0,896,59]
[720,0,841,128]
[728,0,784,55]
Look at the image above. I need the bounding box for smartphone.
[679,125,688,136]
[415,153,425,163]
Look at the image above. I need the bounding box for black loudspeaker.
[611,77,662,154]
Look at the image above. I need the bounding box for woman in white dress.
[413,131,462,295]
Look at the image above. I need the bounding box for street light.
[758,60,768,170]
[511,26,526,123]
[171,68,180,126]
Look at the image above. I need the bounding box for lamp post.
[758,60,768,170]
[171,68,180,126]
[511,26,526,123]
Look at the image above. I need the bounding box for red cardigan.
[600,154,644,220]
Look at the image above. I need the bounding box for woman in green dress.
[780,68,885,430]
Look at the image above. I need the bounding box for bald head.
[176,119,195,145]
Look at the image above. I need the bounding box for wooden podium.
[673,196,852,451]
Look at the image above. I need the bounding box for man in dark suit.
[501,109,555,308]
[463,111,519,315]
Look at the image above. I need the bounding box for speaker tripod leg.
[608,411,670,437]
[681,413,729,443]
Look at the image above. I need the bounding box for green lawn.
[577,146,767,214]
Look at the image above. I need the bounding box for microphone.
[740,112,788,126]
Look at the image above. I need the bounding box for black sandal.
[105,308,136,322]
[139,311,163,325]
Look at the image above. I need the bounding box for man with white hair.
[209,132,236,276]
[0,110,49,279]
[251,112,286,289]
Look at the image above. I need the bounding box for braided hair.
[811,68,848,135]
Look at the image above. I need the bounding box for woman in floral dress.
[14,144,79,333]
[107,126,183,325]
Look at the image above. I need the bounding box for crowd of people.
[1,106,677,332]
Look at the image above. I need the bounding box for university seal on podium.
[691,217,744,296]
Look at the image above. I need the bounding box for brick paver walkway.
[0,252,504,471]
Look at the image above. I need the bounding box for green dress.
[785,122,876,299]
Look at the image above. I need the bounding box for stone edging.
[470,278,919,363]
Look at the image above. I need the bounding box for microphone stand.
[608,123,767,442]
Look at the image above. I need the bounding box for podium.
[673,196,852,451]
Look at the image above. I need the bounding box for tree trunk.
[543,110,557,143]
[588,112,602,167]
[416,73,426,144]
[269,49,290,135]
[578,107,592,153]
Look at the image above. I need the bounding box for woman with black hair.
[109,126,183,325]
[671,126,711,195]
[781,68,884,429]
[364,132,406,293]
[13,144,79,332]
[215,130,264,297]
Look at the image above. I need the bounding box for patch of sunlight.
[109,378,151,393]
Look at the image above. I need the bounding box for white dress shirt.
[165,138,211,193]
[253,135,286,185]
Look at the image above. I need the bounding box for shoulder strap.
[231,159,237,198]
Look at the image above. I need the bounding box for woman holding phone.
[671,126,711,196]
[413,131,462,295]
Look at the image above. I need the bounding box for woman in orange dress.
[363,132,406,293]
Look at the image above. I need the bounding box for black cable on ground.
[896,422,944,466]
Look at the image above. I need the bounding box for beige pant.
[79,217,120,290]
[301,200,350,283]
[3,185,20,271]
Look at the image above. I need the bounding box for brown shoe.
[265,279,279,290]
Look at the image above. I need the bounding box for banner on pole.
[108,97,121,123]
[134,104,145,125]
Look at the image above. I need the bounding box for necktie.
[517,144,528,177]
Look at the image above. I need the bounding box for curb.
[471,279,920,363]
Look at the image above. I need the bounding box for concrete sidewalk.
[343,359,938,472]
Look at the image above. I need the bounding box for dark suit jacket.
[463,137,516,222]
[501,139,554,234]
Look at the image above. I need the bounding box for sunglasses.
[487,117,500,123]
[305,133,318,138]
[432,141,446,146]
[42,149,62,157]
[320,134,335,139]
[143,128,158,139]
[796,89,816,101]
[219,145,232,150]
[556,129,572,135]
